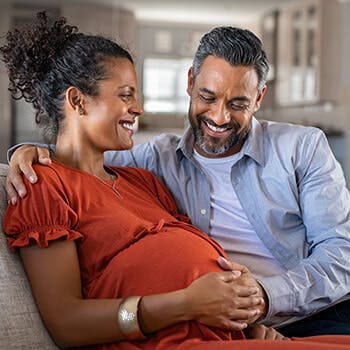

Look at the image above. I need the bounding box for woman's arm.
[21,239,123,347]
[21,240,262,348]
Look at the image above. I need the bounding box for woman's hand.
[244,324,290,340]
[183,271,264,331]
[217,257,268,323]
[7,144,51,204]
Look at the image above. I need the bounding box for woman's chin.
[120,140,134,151]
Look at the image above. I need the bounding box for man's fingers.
[236,284,261,297]
[5,144,49,199]
[228,307,261,322]
[246,324,291,340]
[37,147,51,165]
[236,295,265,308]
[222,320,248,331]
[220,272,263,299]
[264,327,288,340]
[245,324,268,339]
[5,180,18,205]
[19,161,38,184]
[18,146,49,183]
[6,166,28,199]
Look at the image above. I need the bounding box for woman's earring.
[78,106,85,115]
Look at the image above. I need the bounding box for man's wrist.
[256,282,269,321]
[7,142,50,163]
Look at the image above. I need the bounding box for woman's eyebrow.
[118,85,136,91]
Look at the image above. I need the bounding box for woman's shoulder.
[110,166,155,179]
[31,160,86,193]
[32,161,62,183]
[109,166,161,191]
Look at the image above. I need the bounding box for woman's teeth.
[122,121,134,130]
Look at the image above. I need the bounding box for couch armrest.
[0,163,60,349]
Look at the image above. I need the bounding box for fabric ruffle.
[7,226,83,251]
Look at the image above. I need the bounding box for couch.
[0,163,60,349]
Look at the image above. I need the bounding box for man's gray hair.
[192,26,270,91]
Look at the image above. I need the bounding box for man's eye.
[231,103,249,110]
[200,95,215,103]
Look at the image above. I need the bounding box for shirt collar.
[242,117,265,166]
[176,117,265,166]
[176,125,194,162]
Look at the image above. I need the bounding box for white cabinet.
[275,0,340,106]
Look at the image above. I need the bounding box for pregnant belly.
[86,225,225,298]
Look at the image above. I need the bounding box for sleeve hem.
[7,226,83,251]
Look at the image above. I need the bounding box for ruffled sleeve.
[3,165,82,251]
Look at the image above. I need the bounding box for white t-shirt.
[193,150,286,278]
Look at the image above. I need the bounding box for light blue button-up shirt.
[105,117,350,327]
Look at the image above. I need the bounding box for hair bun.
[0,11,78,101]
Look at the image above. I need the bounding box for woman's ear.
[66,87,86,115]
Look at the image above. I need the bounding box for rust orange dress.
[3,161,350,350]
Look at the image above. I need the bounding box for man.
[6,27,350,337]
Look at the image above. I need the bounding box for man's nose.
[209,102,231,125]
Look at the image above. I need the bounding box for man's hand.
[217,257,268,323]
[244,324,290,340]
[184,271,263,331]
[7,145,51,204]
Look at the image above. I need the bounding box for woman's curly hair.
[0,11,133,142]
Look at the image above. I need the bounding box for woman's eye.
[121,94,132,101]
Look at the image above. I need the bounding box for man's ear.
[187,67,194,96]
[66,87,86,115]
[254,85,267,112]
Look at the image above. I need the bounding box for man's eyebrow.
[230,96,251,103]
[199,87,215,95]
[198,88,251,103]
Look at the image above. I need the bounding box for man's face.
[187,56,266,158]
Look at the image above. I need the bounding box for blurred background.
[0,0,349,183]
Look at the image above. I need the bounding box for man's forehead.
[195,69,259,98]
[197,57,258,84]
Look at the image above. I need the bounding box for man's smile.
[204,120,234,133]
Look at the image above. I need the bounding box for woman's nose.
[130,97,144,117]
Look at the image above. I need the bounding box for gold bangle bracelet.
[117,296,147,340]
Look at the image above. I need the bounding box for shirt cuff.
[257,274,297,321]
[7,142,52,163]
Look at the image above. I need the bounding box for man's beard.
[189,113,250,156]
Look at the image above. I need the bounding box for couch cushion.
[0,163,60,349]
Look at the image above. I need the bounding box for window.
[143,57,192,114]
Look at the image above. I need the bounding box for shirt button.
[200,209,207,215]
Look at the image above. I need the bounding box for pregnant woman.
[2,12,350,350]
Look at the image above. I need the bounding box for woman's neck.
[54,136,111,181]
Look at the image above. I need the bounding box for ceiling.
[113,0,295,25]
[10,0,296,25]
[93,0,295,25]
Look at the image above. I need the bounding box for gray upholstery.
[0,163,59,349]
